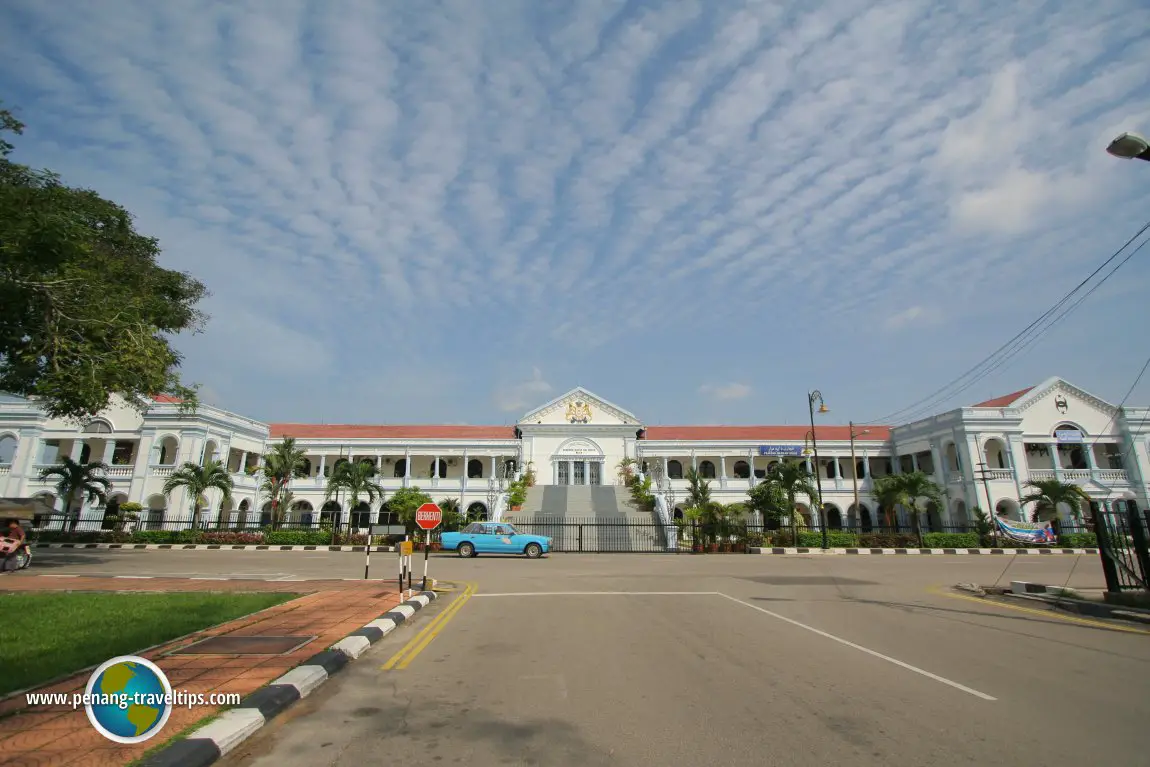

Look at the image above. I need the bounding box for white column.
[663,456,669,478]
[101,440,116,465]
[70,440,83,461]
[691,450,697,472]
[404,449,412,483]
[748,449,755,488]
[462,449,469,492]
[433,454,440,479]
[553,460,558,485]
[490,455,497,479]
[719,455,727,480]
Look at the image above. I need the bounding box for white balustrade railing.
[149,465,175,477]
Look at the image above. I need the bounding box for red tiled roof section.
[641,425,891,441]
[971,387,1034,408]
[150,394,184,403]
[269,424,518,440]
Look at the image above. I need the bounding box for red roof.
[269,424,518,440]
[151,394,185,404]
[641,425,891,441]
[971,387,1033,408]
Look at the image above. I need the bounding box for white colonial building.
[0,377,1146,532]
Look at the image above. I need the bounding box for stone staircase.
[506,483,667,552]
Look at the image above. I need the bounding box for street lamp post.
[1106,132,1150,162]
[849,422,869,530]
[807,390,830,549]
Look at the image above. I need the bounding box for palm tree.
[162,459,233,528]
[39,457,112,532]
[874,472,943,547]
[616,457,638,485]
[325,460,385,528]
[765,461,818,544]
[1019,478,1092,523]
[261,438,309,528]
[871,474,903,530]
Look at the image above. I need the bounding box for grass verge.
[0,592,296,696]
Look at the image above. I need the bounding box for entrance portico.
[552,437,606,485]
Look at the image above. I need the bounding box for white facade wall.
[1,379,1147,530]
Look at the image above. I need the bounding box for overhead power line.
[861,217,1150,426]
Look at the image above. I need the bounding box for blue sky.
[2,0,1149,427]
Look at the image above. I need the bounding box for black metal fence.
[19,512,437,546]
[1094,507,1150,592]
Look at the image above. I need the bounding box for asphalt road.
[16,550,1150,765]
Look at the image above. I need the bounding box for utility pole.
[974,461,1000,546]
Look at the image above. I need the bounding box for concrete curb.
[747,547,1097,556]
[138,591,438,767]
[32,542,402,552]
[1000,586,1150,625]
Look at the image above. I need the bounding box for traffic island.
[0,579,415,766]
[138,591,438,767]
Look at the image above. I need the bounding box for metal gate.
[504,518,752,553]
[1094,504,1150,592]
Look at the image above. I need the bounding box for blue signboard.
[1054,429,1083,443]
[758,445,804,456]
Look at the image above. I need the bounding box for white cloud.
[884,306,942,331]
[1,1,1147,422]
[700,383,752,401]
[495,368,552,413]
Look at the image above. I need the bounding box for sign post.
[368,524,406,580]
[415,502,443,592]
[398,539,414,598]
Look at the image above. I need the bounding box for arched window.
[393,459,407,478]
[732,460,750,479]
[467,459,484,479]
[82,420,113,434]
[667,460,683,479]
[824,460,838,479]
[699,460,716,479]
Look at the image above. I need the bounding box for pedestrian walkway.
[0,576,403,766]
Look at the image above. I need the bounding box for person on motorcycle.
[3,518,30,567]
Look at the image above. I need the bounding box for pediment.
[519,387,640,426]
[1013,378,1119,437]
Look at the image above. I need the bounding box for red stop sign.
[415,502,443,531]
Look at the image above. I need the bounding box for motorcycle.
[0,536,31,572]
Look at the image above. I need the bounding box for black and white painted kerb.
[749,547,1098,555]
[139,590,438,767]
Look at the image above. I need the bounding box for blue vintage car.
[440,522,552,559]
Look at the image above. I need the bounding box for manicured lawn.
[0,592,297,696]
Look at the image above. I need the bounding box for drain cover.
[170,635,317,656]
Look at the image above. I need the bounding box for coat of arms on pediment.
[565,399,592,424]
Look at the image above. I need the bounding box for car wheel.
[524,542,543,559]
[458,542,475,558]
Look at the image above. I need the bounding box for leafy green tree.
[0,105,207,421]
[38,456,112,531]
[747,478,789,527]
[161,459,233,528]
[387,486,433,533]
[1019,478,1092,522]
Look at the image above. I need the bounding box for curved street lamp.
[1106,132,1150,162]
[808,390,830,549]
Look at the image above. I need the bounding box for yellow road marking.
[381,581,477,670]
[930,587,1150,635]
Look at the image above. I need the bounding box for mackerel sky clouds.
[2,1,1148,425]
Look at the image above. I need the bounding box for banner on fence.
[994,516,1057,545]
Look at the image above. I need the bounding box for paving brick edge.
[747,547,1098,555]
[137,590,439,767]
